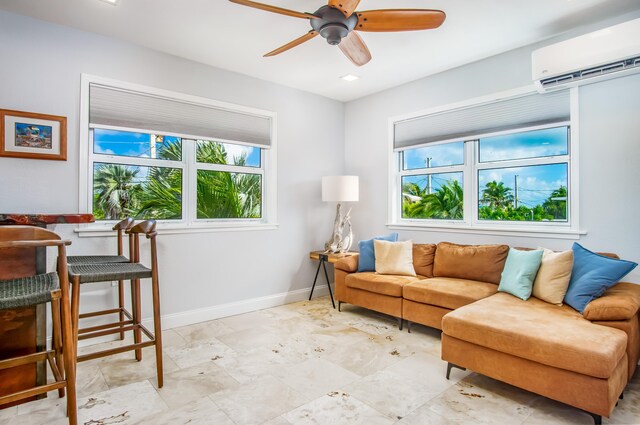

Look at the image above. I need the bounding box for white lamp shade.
[322,176,359,202]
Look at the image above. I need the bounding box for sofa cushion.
[357,233,398,272]
[374,240,416,276]
[498,248,543,300]
[403,277,498,310]
[412,244,436,278]
[345,272,423,297]
[564,243,638,313]
[583,282,640,321]
[442,292,627,379]
[433,242,509,284]
[532,248,574,305]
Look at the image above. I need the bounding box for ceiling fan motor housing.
[311,5,357,45]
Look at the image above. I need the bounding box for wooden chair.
[67,220,163,387]
[66,218,134,340]
[0,226,77,425]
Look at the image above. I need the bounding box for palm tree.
[93,164,140,220]
[481,181,514,210]
[405,180,463,219]
[542,186,568,220]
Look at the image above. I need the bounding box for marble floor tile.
[218,310,282,331]
[96,346,180,389]
[164,336,236,369]
[130,397,235,425]
[210,375,309,425]
[397,403,477,425]
[269,357,361,400]
[343,369,445,420]
[214,345,307,384]
[75,362,109,397]
[0,405,17,421]
[283,391,394,425]
[384,352,466,388]
[317,335,406,376]
[423,373,537,424]
[173,319,235,343]
[76,380,167,424]
[152,361,240,409]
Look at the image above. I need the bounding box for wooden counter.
[0,213,93,407]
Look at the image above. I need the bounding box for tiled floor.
[3,296,639,425]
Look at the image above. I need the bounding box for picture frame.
[0,109,67,161]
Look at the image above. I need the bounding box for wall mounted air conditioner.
[532,18,640,93]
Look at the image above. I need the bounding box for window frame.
[78,74,278,236]
[388,86,582,239]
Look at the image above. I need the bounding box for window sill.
[75,222,279,237]
[387,222,586,240]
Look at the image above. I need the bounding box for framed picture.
[0,109,67,161]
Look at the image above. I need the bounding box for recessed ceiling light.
[98,0,119,5]
[340,74,359,82]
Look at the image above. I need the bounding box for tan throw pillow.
[374,240,416,276]
[532,248,574,305]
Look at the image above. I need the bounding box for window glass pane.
[479,126,568,163]
[402,141,464,170]
[196,170,262,219]
[93,129,182,161]
[478,163,568,222]
[402,172,463,220]
[196,140,261,168]
[93,162,182,221]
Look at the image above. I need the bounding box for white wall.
[0,10,345,326]
[344,13,640,282]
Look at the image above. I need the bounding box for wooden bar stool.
[67,220,163,387]
[0,226,77,425]
[66,218,134,340]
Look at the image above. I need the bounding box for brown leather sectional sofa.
[334,242,640,424]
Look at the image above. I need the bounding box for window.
[80,75,276,231]
[391,89,578,234]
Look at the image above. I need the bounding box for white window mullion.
[195,162,264,175]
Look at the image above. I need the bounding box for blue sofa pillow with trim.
[564,242,637,313]
[357,233,399,272]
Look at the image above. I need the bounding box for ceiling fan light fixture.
[340,74,359,81]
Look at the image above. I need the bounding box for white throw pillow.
[374,240,416,276]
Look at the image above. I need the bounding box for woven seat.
[68,263,151,284]
[67,255,129,265]
[0,272,59,310]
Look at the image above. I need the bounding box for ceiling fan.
[229,0,446,66]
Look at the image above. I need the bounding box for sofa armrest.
[335,254,359,273]
[583,282,640,321]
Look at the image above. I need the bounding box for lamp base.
[324,203,353,253]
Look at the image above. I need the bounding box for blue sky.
[402,126,568,206]
[94,129,260,166]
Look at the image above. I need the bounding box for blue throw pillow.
[498,248,544,300]
[357,233,399,272]
[564,243,638,313]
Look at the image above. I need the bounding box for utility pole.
[426,157,432,195]
[514,175,519,209]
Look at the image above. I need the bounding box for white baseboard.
[142,283,332,330]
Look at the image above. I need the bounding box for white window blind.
[89,84,272,148]
[393,91,570,151]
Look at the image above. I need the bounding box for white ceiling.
[1,0,639,101]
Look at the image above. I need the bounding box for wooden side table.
[309,251,357,309]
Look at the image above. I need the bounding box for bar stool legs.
[132,279,142,362]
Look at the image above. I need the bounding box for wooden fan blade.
[338,31,371,67]
[355,9,446,32]
[264,31,318,57]
[328,0,361,18]
[229,0,318,20]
